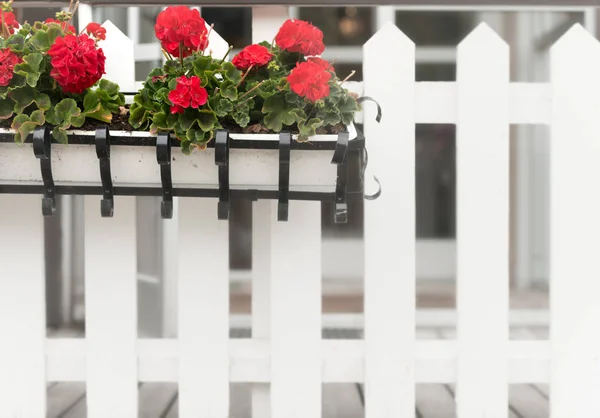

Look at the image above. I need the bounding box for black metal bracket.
[356,96,383,201]
[332,131,349,223]
[32,125,56,216]
[278,131,291,221]
[95,127,114,217]
[215,130,230,220]
[156,132,173,219]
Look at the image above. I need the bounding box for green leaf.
[209,96,234,117]
[152,111,168,129]
[35,93,51,110]
[197,109,218,131]
[178,109,196,131]
[222,61,242,84]
[220,80,237,101]
[11,110,45,144]
[0,99,13,119]
[83,91,101,113]
[46,26,63,46]
[338,95,359,125]
[298,117,324,140]
[5,34,25,52]
[85,108,112,123]
[13,53,43,87]
[192,55,214,73]
[319,108,341,126]
[180,138,192,155]
[262,95,303,132]
[29,30,50,50]
[232,111,250,128]
[52,129,68,144]
[9,86,35,113]
[128,103,148,129]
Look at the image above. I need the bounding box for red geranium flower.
[232,44,273,70]
[155,6,209,58]
[85,22,106,41]
[287,60,331,102]
[47,33,106,94]
[2,11,19,35]
[168,75,208,114]
[308,57,332,71]
[45,18,76,34]
[275,19,325,57]
[0,48,21,86]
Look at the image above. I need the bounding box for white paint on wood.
[251,200,273,418]
[549,23,600,418]
[363,22,415,418]
[0,195,46,417]
[101,20,136,92]
[46,337,552,383]
[270,201,322,418]
[178,197,229,417]
[455,23,509,418]
[206,22,230,60]
[251,6,289,44]
[85,195,138,418]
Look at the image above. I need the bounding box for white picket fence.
[2,10,600,418]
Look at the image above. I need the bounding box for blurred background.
[14,2,590,337]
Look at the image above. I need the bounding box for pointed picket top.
[205,24,230,60]
[551,23,599,53]
[100,20,136,92]
[364,21,414,52]
[457,22,507,55]
[550,23,600,76]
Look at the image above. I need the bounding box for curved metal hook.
[360,147,382,200]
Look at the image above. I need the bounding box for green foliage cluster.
[130,43,360,154]
[0,10,125,143]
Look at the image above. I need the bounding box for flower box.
[0,4,374,221]
[0,121,366,221]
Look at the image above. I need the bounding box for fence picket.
[0,195,46,417]
[85,195,138,418]
[270,201,322,418]
[549,24,600,418]
[252,199,274,418]
[363,22,416,418]
[178,197,230,417]
[455,23,509,418]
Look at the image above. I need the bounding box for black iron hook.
[214,130,230,220]
[32,125,56,216]
[332,131,349,223]
[156,132,173,219]
[278,131,291,222]
[95,127,114,217]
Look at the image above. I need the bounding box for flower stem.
[234,94,256,110]
[1,11,6,39]
[339,70,355,86]
[219,45,233,63]
[236,65,253,88]
[238,80,264,101]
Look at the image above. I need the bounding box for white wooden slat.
[46,337,552,384]
[251,200,273,418]
[270,201,322,418]
[363,22,415,418]
[322,384,364,418]
[85,195,138,418]
[178,197,229,417]
[101,21,136,92]
[416,331,455,418]
[455,23,510,418]
[0,195,46,417]
[549,23,600,418]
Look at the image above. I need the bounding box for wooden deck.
[46,325,550,418]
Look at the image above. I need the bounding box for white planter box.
[0,124,361,196]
